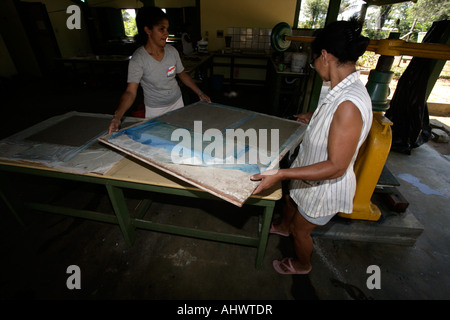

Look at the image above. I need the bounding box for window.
[121,9,137,37]
[338,0,366,21]
[295,0,368,29]
[296,0,331,29]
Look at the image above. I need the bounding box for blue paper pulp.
[109,119,264,175]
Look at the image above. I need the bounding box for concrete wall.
[0,33,18,78]
[200,0,297,51]
[0,0,41,78]
[23,0,92,57]
[0,0,92,78]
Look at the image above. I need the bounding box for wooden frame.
[100,102,306,206]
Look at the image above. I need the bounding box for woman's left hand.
[199,93,211,103]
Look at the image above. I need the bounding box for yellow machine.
[339,34,449,221]
[271,22,450,221]
[337,112,392,221]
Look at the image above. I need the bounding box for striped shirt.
[289,71,373,218]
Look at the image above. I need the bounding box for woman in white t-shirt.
[251,18,372,275]
[109,7,210,134]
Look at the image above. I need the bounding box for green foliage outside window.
[122,9,137,37]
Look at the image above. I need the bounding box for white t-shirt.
[127,45,184,108]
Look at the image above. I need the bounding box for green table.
[0,157,281,268]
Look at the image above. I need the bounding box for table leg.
[255,202,275,269]
[105,184,136,246]
[0,172,25,227]
[134,198,153,219]
[0,186,25,227]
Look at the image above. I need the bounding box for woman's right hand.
[109,83,139,134]
[108,118,121,134]
[293,112,313,124]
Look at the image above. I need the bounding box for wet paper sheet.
[0,112,142,174]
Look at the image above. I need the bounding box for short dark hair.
[135,7,168,45]
[311,17,369,64]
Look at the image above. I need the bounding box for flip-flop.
[269,223,289,237]
[273,258,312,275]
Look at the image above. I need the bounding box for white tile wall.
[226,27,272,51]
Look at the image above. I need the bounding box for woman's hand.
[293,112,313,124]
[250,169,282,194]
[109,83,138,134]
[199,92,211,103]
[177,71,212,103]
[108,118,121,134]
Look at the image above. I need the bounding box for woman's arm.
[251,101,363,194]
[177,71,211,103]
[108,82,139,134]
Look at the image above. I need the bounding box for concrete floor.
[0,78,449,300]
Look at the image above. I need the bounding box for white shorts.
[145,96,184,119]
[298,205,336,226]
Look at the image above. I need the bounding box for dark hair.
[311,17,369,64]
[134,6,168,45]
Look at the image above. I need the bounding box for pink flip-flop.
[273,258,312,275]
[269,223,289,237]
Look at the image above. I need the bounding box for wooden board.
[99,102,306,206]
[105,157,282,201]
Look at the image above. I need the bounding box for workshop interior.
[0,0,449,301]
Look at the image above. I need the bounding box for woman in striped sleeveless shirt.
[251,18,372,275]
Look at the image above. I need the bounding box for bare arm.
[108,82,139,134]
[251,101,363,194]
[177,71,211,103]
